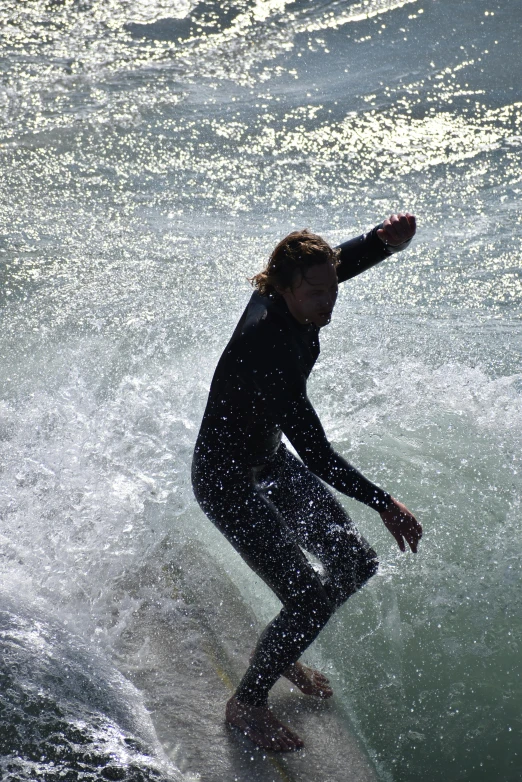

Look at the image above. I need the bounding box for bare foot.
[283,661,333,698]
[226,696,304,752]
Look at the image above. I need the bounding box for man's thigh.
[199,477,328,610]
[265,448,379,602]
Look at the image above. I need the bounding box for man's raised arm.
[336,212,416,284]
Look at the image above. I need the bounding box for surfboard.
[113,538,378,782]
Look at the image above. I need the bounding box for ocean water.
[0,1,521,780]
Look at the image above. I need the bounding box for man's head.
[251,229,340,328]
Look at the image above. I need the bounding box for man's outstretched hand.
[379,498,422,553]
[377,213,416,247]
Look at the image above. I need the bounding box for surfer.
[192,213,422,751]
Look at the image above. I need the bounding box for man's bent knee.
[354,548,379,590]
[285,579,335,636]
[328,548,379,607]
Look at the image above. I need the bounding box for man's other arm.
[254,349,391,510]
[336,213,416,283]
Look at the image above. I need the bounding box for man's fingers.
[399,530,418,553]
[405,212,416,232]
[403,518,422,553]
[378,212,416,246]
[381,499,422,553]
[404,531,419,553]
[391,530,406,552]
[387,523,406,552]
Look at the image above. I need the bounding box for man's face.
[279,262,339,328]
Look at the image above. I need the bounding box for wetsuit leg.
[268,447,379,606]
[192,466,335,707]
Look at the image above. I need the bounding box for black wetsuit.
[192,226,409,707]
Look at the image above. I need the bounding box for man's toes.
[283,728,303,750]
[319,684,333,698]
[271,723,302,751]
[271,733,289,751]
[291,734,304,750]
[311,669,329,684]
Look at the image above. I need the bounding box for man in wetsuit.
[192,213,422,751]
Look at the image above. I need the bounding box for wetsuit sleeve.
[336,225,412,283]
[255,352,391,511]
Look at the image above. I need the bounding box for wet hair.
[250,229,340,296]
